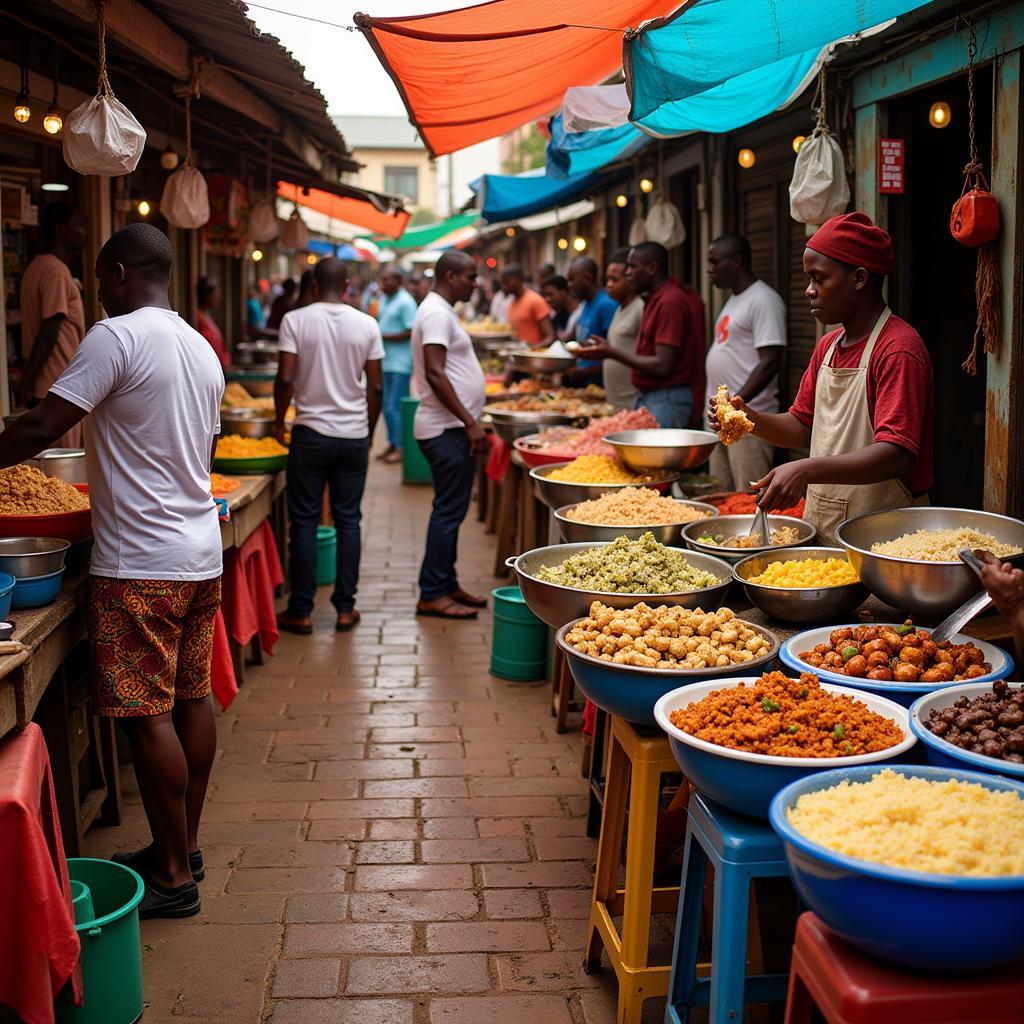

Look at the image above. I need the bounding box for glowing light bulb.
[615,194,628,208]
[485,256,497,268]
[792,135,806,154]
[252,248,264,262]
[43,109,62,134]
[160,147,180,170]
[737,148,756,169]
[572,236,587,253]
[557,237,569,250]
[505,226,515,237]
[639,178,654,194]
[929,101,951,128]
[13,93,31,124]
[306,253,317,265]
[136,199,151,217]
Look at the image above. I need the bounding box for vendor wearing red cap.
[710,212,933,543]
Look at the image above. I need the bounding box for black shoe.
[112,845,205,882]
[137,876,201,920]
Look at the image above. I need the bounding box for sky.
[246,0,501,215]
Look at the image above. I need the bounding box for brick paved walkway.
[84,457,629,1024]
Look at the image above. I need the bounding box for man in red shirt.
[500,264,553,348]
[710,212,933,543]
[578,241,703,428]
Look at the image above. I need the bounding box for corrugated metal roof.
[144,0,352,163]
[333,115,425,151]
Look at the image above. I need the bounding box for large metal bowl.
[29,449,87,484]
[680,514,817,564]
[553,499,717,545]
[221,410,277,438]
[529,462,678,510]
[483,407,575,445]
[604,429,719,472]
[836,506,1024,620]
[511,351,577,374]
[732,547,869,625]
[0,537,70,578]
[506,541,733,628]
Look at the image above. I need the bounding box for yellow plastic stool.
[584,715,681,1023]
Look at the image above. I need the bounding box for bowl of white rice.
[769,765,1024,970]
[836,507,1024,620]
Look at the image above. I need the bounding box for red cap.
[806,212,894,276]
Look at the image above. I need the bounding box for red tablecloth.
[485,435,512,483]
[0,724,81,1024]
[220,519,284,659]
[210,609,238,711]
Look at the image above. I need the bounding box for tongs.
[930,548,991,644]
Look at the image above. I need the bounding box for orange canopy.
[355,0,677,157]
[277,182,411,240]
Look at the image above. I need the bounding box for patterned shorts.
[89,576,222,717]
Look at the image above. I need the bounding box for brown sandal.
[416,599,478,620]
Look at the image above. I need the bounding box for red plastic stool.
[785,912,1024,1024]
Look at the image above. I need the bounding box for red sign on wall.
[879,138,905,194]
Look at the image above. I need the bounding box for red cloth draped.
[220,520,284,660]
[486,435,512,483]
[582,698,598,736]
[0,724,81,1024]
[210,610,238,711]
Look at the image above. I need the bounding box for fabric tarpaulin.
[277,181,410,240]
[354,0,680,157]
[368,211,480,250]
[546,114,648,179]
[624,0,931,126]
[472,167,606,223]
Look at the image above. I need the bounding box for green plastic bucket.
[316,525,337,586]
[490,586,547,681]
[70,880,95,924]
[55,858,145,1024]
[401,397,433,485]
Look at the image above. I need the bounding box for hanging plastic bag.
[63,5,145,175]
[627,214,647,247]
[161,165,210,229]
[789,129,850,228]
[645,193,685,248]
[281,209,308,250]
[248,197,279,242]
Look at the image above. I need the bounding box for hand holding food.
[712,385,755,446]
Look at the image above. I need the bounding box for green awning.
[367,211,479,249]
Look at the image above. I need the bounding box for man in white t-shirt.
[274,258,383,635]
[412,251,487,620]
[705,233,787,490]
[0,223,224,919]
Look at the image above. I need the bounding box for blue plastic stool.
[666,792,791,1023]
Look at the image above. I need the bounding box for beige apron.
[805,307,914,544]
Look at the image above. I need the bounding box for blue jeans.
[382,371,410,448]
[636,385,693,429]
[417,428,476,601]
[286,424,369,616]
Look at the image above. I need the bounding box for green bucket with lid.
[490,586,546,681]
[316,525,337,586]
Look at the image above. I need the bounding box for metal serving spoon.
[746,487,771,546]
[930,548,991,644]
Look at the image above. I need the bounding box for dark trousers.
[286,424,369,616]
[417,427,476,601]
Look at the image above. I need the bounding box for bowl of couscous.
[769,765,1024,969]
[836,506,1024,620]
[732,547,868,624]
[553,489,716,545]
[654,673,914,817]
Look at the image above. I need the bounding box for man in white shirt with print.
[274,258,383,635]
[413,251,488,620]
[0,223,224,919]
[705,233,787,490]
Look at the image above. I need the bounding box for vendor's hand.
[707,392,752,433]
[575,337,613,360]
[466,421,489,456]
[752,459,812,511]
[274,422,288,446]
[978,550,1024,619]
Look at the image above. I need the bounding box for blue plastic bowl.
[780,624,1014,708]
[0,571,14,619]
[654,679,915,817]
[910,682,1024,781]
[769,764,1024,970]
[555,619,781,727]
[11,567,65,609]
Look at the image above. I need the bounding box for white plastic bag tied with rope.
[161,165,210,229]
[628,215,647,247]
[248,198,279,243]
[63,4,145,175]
[789,129,850,230]
[645,194,686,249]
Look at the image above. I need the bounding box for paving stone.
[308,798,415,820]
[426,921,551,953]
[201,894,286,925]
[283,922,412,955]
[227,866,348,894]
[417,758,510,777]
[354,840,416,864]
[494,952,603,992]
[353,864,472,891]
[285,894,350,922]
[480,862,595,889]
[238,842,352,868]
[482,888,543,920]
[532,837,598,862]
[420,838,529,863]
[421,797,565,819]
[429,995,573,1024]
[544,888,593,920]
[349,890,480,922]
[346,954,491,994]
[268,998,415,1024]
[314,759,415,780]
[272,958,342,997]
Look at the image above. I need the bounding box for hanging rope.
[812,66,830,134]
[95,0,113,98]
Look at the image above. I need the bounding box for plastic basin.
[0,571,14,620]
[768,765,1024,971]
[11,567,65,609]
[654,679,915,818]
[212,453,287,474]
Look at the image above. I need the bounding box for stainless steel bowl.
[836,506,1024,620]
[30,448,87,484]
[0,537,70,578]
[484,407,575,445]
[604,429,719,472]
[529,462,679,510]
[553,499,717,545]
[510,352,577,374]
[506,541,733,628]
[219,410,289,439]
[732,546,869,625]
[680,514,817,564]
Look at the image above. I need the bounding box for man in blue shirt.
[375,267,418,463]
[568,257,618,386]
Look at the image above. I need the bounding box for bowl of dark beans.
[910,679,1024,778]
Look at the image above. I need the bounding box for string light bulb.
[14,93,31,124]
[42,44,62,134]
[160,147,180,170]
[136,199,151,217]
[557,237,569,250]
[306,253,317,265]
[639,178,654,194]
[572,236,587,252]
[929,101,951,128]
[485,256,497,268]
[505,226,515,237]
[615,194,629,208]
[252,248,264,262]
[792,135,806,153]
[737,148,756,169]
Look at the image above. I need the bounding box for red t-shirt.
[197,311,230,369]
[789,314,934,496]
[632,278,703,396]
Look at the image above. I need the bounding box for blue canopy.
[625,0,932,125]
[546,115,647,180]
[471,167,607,223]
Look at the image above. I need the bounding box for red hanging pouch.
[950,168,1000,246]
